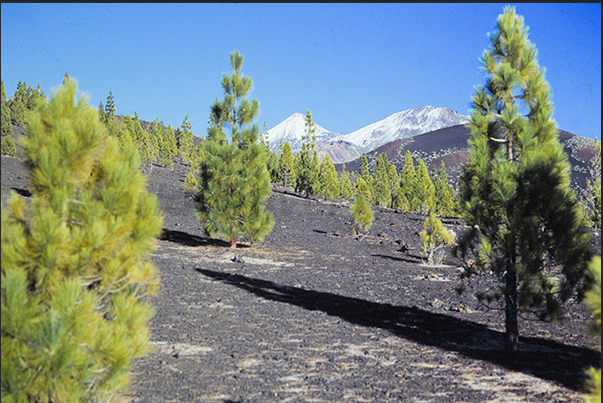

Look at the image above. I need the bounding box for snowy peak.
[266,112,339,151]
[338,106,469,152]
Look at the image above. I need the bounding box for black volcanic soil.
[1,129,601,402]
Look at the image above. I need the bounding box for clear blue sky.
[1,3,600,140]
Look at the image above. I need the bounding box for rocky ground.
[1,141,601,402]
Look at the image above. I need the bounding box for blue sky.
[1,3,600,140]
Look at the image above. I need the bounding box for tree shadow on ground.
[196,268,600,392]
[160,228,249,249]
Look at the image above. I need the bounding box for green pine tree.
[177,115,196,165]
[339,167,354,200]
[373,153,392,207]
[454,6,593,352]
[1,134,17,156]
[1,78,162,401]
[583,256,601,403]
[318,153,340,199]
[401,150,418,212]
[195,50,274,249]
[420,213,455,266]
[355,177,372,204]
[279,141,295,188]
[433,161,456,217]
[104,91,116,122]
[184,171,198,192]
[416,158,436,214]
[584,139,601,229]
[294,111,319,196]
[350,194,373,234]
[1,79,12,138]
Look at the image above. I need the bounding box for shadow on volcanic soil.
[160,228,250,249]
[196,267,600,392]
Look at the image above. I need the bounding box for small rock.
[431,298,444,308]
[232,254,244,263]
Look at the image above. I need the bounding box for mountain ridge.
[266,106,469,164]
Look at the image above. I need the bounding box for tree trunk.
[230,238,237,249]
[505,266,519,352]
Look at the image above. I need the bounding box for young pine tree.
[373,153,392,207]
[454,6,593,352]
[184,171,198,192]
[433,161,456,217]
[294,112,320,197]
[1,78,163,401]
[355,177,372,204]
[339,168,354,200]
[1,133,16,156]
[420,214,455,266]
[351,194,373,235]
[318,153,340,200]
[401,150,418,212]
[415,158,436,214]
[279,141,295,188]
[583,256,601,403]
[1,79,12,138]
[195,50,274,249]
[177,115,197,165]
[584,139,601,229]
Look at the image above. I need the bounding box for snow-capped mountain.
[337,106,469,152]
[266,112,340,152]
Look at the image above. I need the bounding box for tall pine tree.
[318,153,340,199]
[195,50,274,248]
[454,6,592,351]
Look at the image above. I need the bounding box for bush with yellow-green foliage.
[583,256,601,403]
[1,78,163,402]
[350,194,373,235]
[420,213,455,266]
[184,171,198,192]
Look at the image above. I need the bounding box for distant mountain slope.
[339,124,598,192]
[337,105,469,152]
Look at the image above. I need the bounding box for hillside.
[339,124,599,192]
[1,123,601,402]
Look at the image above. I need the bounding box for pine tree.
[294,111,319,196]
[318,153,340,199]
[350,194,373,234]
[195,50,274,249]
[1,79,12,138]
[1,134,17,156]
[420,214,455,266]
[415,158,436,214]
[279,141,295,188]
[7,81,46,126]
[584,139,601,229]
[339,168,354,200]
[104,91,116,122]
[433,161,456,217]
[454,6,593,351]
[401,150,418,212]
[373,153,392,207]
[1,78,162,401]
[355,177,372,204]
[583,256,601,403]
[176,115,196,165]
[184,171,198,192]
[389,164,400,204]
